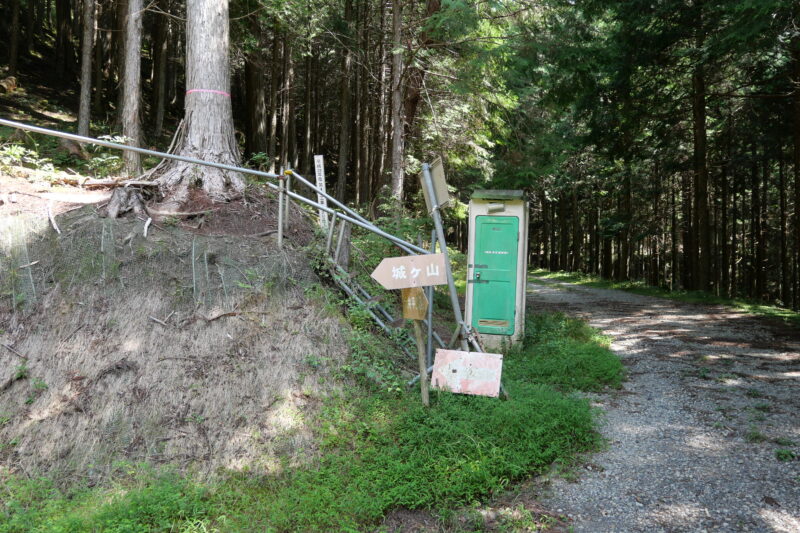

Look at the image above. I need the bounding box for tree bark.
[279,37,293,171]
[793,33,800,309]
[55,0,73,77]
[122,0,143,176]
[390,0,404,201]
[620,160,632,281]
[301,52,313,175]
[720,156,730,297]
[244,46,268,158]
[9,0,20,77]
[152,0,170,138]
[267,29,280,173]
[25,0,34,55]
[336,0,353,201]
[77,0,94,137]
[92,2,105,117]
[693,63,710,291]
[681,171,694,289]
[780,155,789,304]
[402,0,440,137]
[152,0,243,206]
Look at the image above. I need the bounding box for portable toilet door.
[465,190,529,349]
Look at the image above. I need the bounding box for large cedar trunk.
[267,29,280,173]
[122,0,143,176]
[152,0,243,206]
[55,0,73,77]
[9,0,20,77]
[77,0,95,137]
[692,58,710,291]
[390,0,404,200]
[244,49,268,158]
[152,0,170,138]
[279,38,293,171]
[793,33,800,308]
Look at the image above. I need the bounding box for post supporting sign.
[313,155,329,228]
[372,255,447,406]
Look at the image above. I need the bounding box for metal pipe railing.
[0,118,428,255]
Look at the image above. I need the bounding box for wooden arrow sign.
[370,253,448,290]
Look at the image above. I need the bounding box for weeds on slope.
[0,312,623,532]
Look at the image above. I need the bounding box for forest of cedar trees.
[1,0,799,308]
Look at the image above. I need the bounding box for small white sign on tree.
[313,155,329,228]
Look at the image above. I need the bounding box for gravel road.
[529,278,800,533]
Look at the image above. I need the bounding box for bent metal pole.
[421,162,469,352]
[0,118,428,255]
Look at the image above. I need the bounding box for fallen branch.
[10,190,112,204]
[61,325,85,342]
[148,316,169,327]
[51,175,159,189]
[47,201,61,234]
[143,217,152,238]
[1,343,28,360]
[204,311,242,322]
[145,207,219,217]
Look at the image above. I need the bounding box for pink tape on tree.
[186,89,231,97]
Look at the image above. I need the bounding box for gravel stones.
[529,279,800,533]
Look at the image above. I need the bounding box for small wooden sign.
[431,349,503,398]
[370,253,447,290]
[401,287,428,320]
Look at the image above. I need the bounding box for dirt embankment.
[0,201,347,482]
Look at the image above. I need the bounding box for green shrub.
[0,313,623,532]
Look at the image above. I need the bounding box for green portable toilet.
[465,190,529,349]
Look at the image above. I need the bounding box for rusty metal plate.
[431,349,503,398]
[401,287,428,320]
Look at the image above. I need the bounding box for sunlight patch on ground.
[684,433,727,452]
[758,508,800,532]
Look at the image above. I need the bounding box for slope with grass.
[1,309,623,532]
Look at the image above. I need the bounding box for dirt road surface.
[528,278,800,533]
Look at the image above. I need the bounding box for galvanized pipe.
[421,163,469,351]
[0,118,429,255]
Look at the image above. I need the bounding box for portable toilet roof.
[471,190,525,201]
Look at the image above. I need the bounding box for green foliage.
[775,449,796,462]
[0,473,213,533]
[13,365,28,381]
[339,329,404,393]
[508,314,623,392]
[0,144,54,173]
[0,313,622,531]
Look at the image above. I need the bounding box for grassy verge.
[531,269,800,328]
[1,312,622,532]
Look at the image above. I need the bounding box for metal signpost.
[420,163,470,353]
